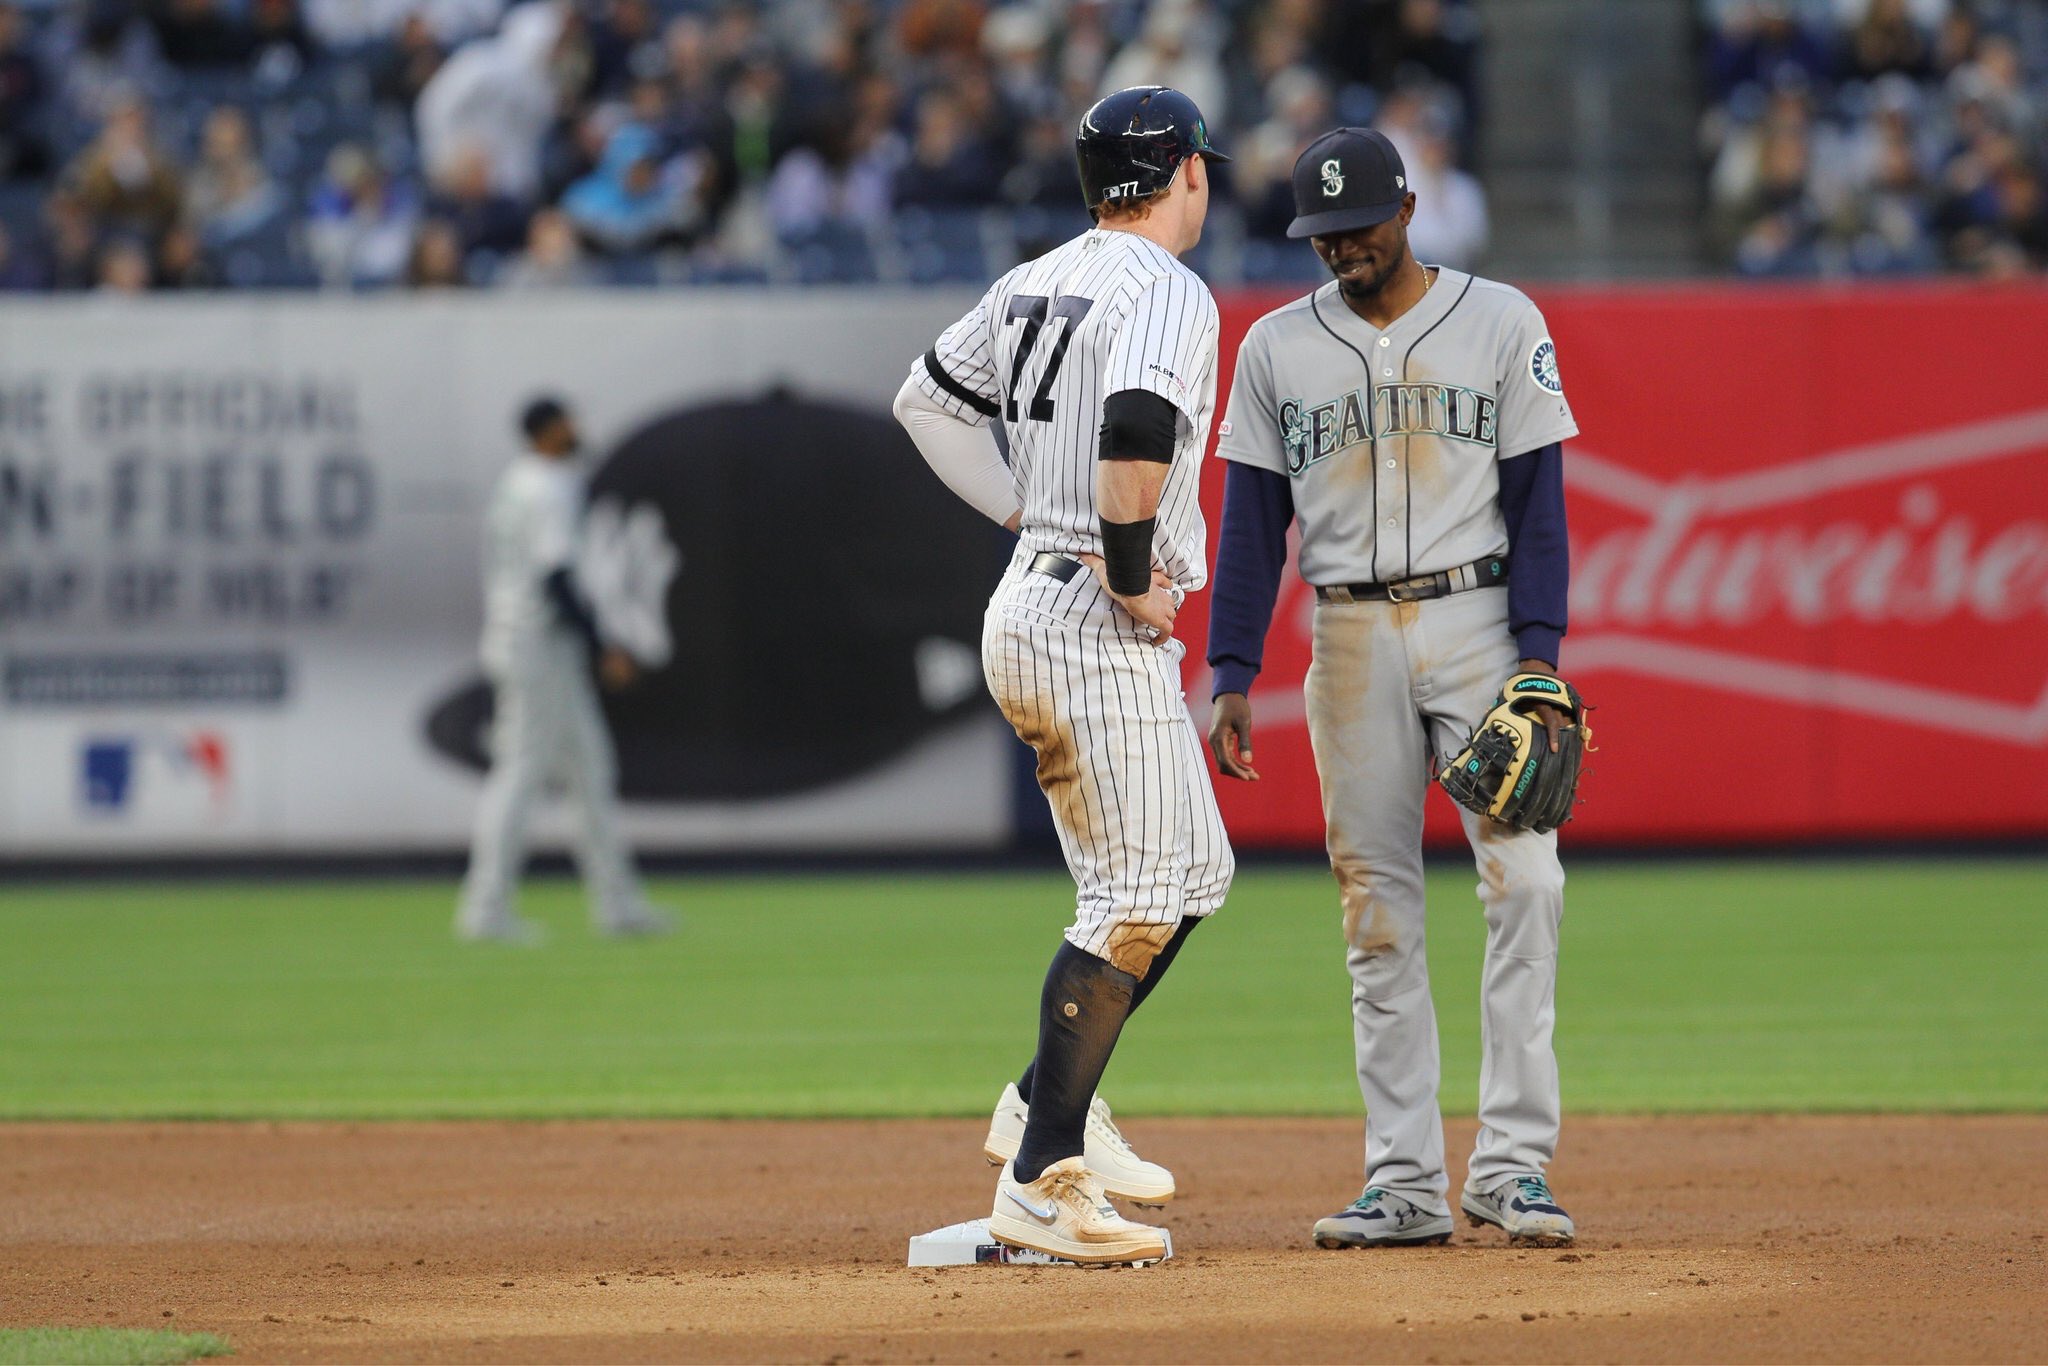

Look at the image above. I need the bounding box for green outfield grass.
[0,861,2041,1118]
[0,1329,230,1365]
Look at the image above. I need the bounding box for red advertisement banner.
[1187,283,2048,847]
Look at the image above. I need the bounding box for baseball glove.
[1438,673,1592,834]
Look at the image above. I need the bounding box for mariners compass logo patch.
[1320,159,1344,197]
[1530,338,1563,395]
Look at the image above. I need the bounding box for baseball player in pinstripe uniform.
[1206,129,1581,1248]
[892,86,1234,1265]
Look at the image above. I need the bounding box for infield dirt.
[3,1116,2042,1364]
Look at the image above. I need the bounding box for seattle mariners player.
[456,397,672,944]
[1205,129,1580,1248]
[892,86,1234,1264]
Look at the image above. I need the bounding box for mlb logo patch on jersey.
[1529,338,1564,396]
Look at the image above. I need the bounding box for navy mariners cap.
[520,395,570,439]
[1286,127,1409,239]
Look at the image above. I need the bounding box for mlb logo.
[78,731,231,817]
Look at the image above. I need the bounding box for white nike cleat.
[982,1084,1176,1205]
[987,1156,1167,1264]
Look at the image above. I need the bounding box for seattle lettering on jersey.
[1277,382,1499,476]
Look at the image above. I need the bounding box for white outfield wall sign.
[0,293,1011,856]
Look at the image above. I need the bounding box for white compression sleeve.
[892,375,1021,528]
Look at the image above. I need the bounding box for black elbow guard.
[1097,389,1179,463]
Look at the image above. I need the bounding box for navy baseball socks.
[1013,915,1202,1106]
[1008,940,1138,1185]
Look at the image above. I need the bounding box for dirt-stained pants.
[980,544,1234,978]
[1304,584,1564,1209]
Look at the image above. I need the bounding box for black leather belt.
[1314,555,1508,605]
[1027,551,1083,583]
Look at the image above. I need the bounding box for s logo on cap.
[1320,158,1344,197]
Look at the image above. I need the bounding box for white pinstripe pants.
[980,545,1234,978]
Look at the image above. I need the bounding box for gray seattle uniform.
[457,452,647,934]
[1216,270,1578,1206]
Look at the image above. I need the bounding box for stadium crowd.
[1703,0,2048,277]
[0,0,1485,291]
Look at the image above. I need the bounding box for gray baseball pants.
[457,632,646,933]
[1303,584,1564,1210]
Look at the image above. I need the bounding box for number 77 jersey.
[911,227,1221,591]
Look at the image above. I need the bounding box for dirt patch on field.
[2,1117,2043,1363]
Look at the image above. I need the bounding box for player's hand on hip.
[1208,692,1260,781]
[1517,656,1565,753]
[598,646,639,692]
[1076,553,1177,644]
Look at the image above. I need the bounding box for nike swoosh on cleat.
[1005,1189,1057,1221]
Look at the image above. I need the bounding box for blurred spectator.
[62,98,184,247]
[148,0,251,69]
[184,105,283,243]
[95,234,152,292]
[0,0,1532,289]
[766,76,904,237]
[1378,87,1487,267]
[1236,63,1336,238]
[895,0,985,63]
[1100,0,1226,128]
[416,0,571,202]
[156,221,221,287]
[0,2,50,182]
[1846,0,1931,83]
[0,219,46,289]
[496,204,595,286]
[982,4,1055,115]
[405,215,468,285]
[55,5,167,128]
[1321,0,1481,145]
[893,87,998,209]
[306,142,419,287]
[43,189,101,289]
[427,140,529,261]
[1706,2,1834,103]
[247,0,318,77]
[305,0,502,50]
[586,0,658,99]
[560,121,696,253]
[1001,111,1084,210]
[373,13,446,112]
[1701,0,2048,278]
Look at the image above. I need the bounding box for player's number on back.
[1003,294,1094,423]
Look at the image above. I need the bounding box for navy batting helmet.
[1075,86,1228,214]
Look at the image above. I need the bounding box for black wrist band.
[1099,515,1156,597]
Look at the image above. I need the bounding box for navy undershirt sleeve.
[1496,442,1569,667]
[1205,461,1294,698]
[544,566,603,655]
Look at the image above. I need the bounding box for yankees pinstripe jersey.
[1216,271,1576,586]
[912,228,1221,590]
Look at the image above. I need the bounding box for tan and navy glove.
[1438,673,1592,834]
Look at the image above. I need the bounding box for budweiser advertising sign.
[1187,284,2048,845]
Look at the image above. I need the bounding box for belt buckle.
[1385,577,1424,604]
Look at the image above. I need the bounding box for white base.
[907,1218,1172,1268]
